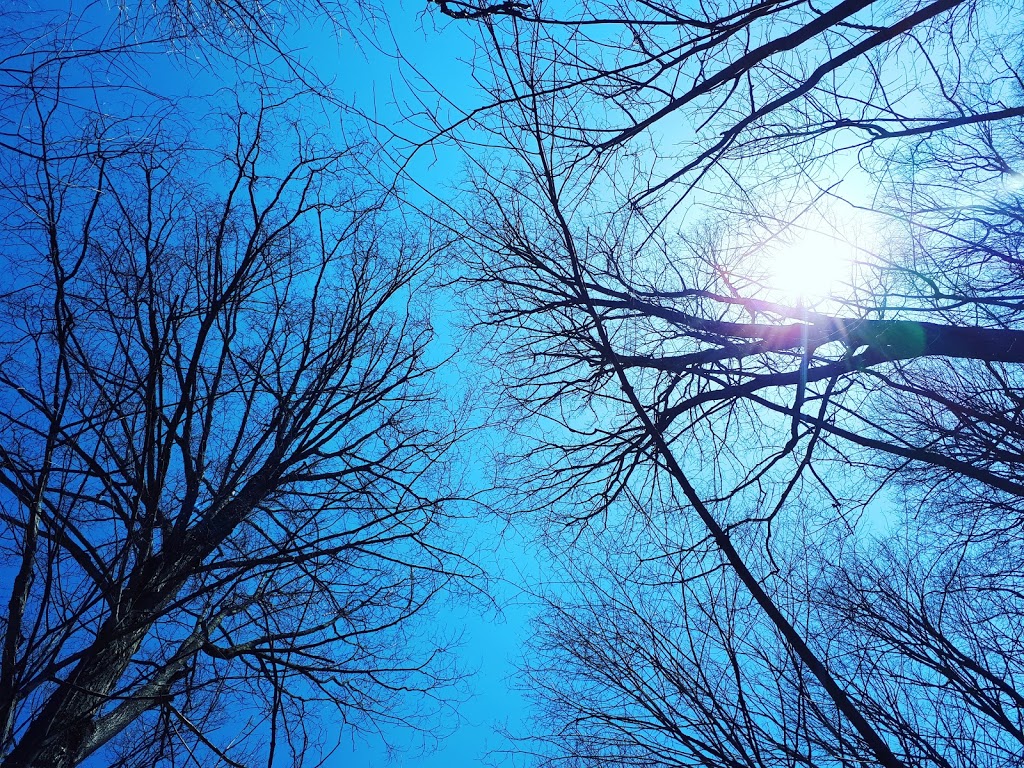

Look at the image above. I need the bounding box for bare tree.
[0,7,473,765]
[517,513,1024,768]
[424,1,1024,766]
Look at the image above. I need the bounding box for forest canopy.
[3,1,1024,767]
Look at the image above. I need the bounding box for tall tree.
[428,1,1024,766]
[518,506,1024,767]
[0,5,471,767]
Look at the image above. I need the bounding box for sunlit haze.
[769,229,854,303]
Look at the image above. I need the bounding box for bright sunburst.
[765,214,876,307]
[767,227,860,305]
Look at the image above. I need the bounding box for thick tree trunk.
[619,295,1024,365]
[0,476,273,768]
[0,586,173,768]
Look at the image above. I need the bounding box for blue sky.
[287,9,542,766]
[334,13,536,767]
[6,4,988,766]
[336,533,538,767]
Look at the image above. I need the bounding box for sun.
[767,227,857,305]
[771,231,850,299]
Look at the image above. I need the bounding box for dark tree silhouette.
[428,1,1024,766]
[0,6,472,767]
[520,521,1024,768]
